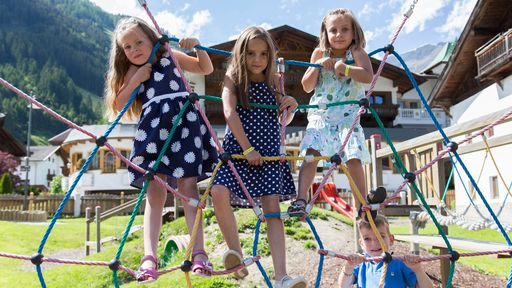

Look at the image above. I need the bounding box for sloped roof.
[428,0,512,108]
[61,122,137,144]
[28,146,60,161]
[422,42,456,73]
[0,113,25,157]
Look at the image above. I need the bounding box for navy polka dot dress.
[212,82,296,208]
[128,54,218,189]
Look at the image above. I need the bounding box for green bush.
[50,175,64,194]
[0,172,13,194]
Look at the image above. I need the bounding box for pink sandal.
[136,255,158,284]
[191,249,213,277]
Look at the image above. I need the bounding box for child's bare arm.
[174,38,213,75]
[222,76,262,166]
[403,254,434,288]
[274,75,298,125]
[338,254,364,288]
[115,64,152,112]
[302,48,332,93]
[334,48,373,84]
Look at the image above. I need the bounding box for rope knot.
[358,98,370,108]
[159,34,169,45]
[220,152,232,164]
[404,172,416,182]
[381,252,392,263]
[31,253,44,265]
[449,250,460,262]
[143,169,156,181]
[180,260,193,272]
[188,92,199,104]
[447,141,458,152]
[95,136,107,147]
[108,259,121,271]
[330,154,342,165]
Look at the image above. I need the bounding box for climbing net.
[0,0,511,288]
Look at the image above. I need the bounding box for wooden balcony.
[475,28,512,80]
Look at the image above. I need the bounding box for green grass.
[389,219,512,278]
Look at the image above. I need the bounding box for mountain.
[386,42,447,73]
[0,0,120,144]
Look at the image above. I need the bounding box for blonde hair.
[318,8,366,53]
[357,214,391,235]
[104,17,166,121]
[225,26,278,109]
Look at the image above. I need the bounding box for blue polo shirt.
[353,259,417,288]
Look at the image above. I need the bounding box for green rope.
[369,107,456,287]
[111,101,191,286]
[441,167,454,202]
[198,95,359,110]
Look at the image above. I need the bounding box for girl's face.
[118,27,153,66]
[325,14,354,52]
[359,225,394,257]
[245,38,269,81]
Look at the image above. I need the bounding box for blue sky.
[90,0,477,54]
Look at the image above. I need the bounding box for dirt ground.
[207,217,508,288]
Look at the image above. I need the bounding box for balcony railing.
[475,29,512,78]
[393,108,448,127]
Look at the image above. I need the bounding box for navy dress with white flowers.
[128,54,218,189]
[212,82,296,208]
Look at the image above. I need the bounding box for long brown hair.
[318,8,366,53]
[225,26,278,109]
[104,17,166,121]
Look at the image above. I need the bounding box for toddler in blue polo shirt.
[338,215,434,288]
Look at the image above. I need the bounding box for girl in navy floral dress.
[210,26,306,288]
[104,17,218,283]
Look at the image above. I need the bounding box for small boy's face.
[359,225,394,257]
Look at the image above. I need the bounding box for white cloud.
[89,0,142,16]
[227,22,274,41]
[181,3,190,12]
[389,0,450,34]
[280,0,299,12]
[258,22,273,30]
[155,10,212,38]
[436,0,477,39]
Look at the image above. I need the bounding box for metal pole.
[23,95,34,210]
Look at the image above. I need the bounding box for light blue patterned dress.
[300,49,371,165]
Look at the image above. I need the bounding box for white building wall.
[450,75,512,225]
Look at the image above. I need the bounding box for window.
[369,95,384,105]
[103,152,116,173]
[89,152,100,170]
[120,150,130,169]
[490,176,499,199]
[409,102,419,109]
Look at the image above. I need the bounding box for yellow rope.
[482,135,512,198]
[378,262,389,288]
[231,154,330,162]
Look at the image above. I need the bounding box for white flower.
[173,67,181,77]
[200,124,207,135]
[148,161,156,169]
[151,117,160,128]
[210,137,216,147]
[135,129,147,142]
[132,156,144,166]
[143,106,152,116]
[162,103,170,113]
[171,141,181,152]
[146,88,155,99]
[160,58,171,67]
[128,171,135,182]
[146,142,157,154]
[181,127,189,139]
[184,152,196,163]
[154,72,164,82]
[162,156,170,166]
[173,167,184,178]
[194,136,201,148]
[170,80,180,91]
[186,111,197,122]
[202,150,209,160]
[159,129,169,141]
[198,164,202,174]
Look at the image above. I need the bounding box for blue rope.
[253,219,273,287]
[393,51,512,246]
[34,43,162,287]
[305,217,325,288]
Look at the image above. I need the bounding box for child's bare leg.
[297,148,321,201]
[142,174,167,269]
[178,177,207,262]
[210,185,242,254]
[261,195,287,281]
[346,159,366,210]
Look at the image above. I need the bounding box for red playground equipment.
[312,182,354,219]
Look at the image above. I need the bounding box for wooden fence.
[0,192,74,216]
[80,192,145,215]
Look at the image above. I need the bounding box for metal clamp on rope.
[317,103,327,110]
[304,154,315,163]
[305,203,313,215]
[243,257,256,266]
[277,58,285,73]
[253,206,263,220]
[279,145,286,155]
[325,249,336,257]
[187,198,200,208]
[159,34,170,45]
[137,0,147,6]
[404,0,418,17]
[369,203,381,211]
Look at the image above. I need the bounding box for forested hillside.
[0,0,120,143]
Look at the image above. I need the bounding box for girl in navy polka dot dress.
[104,17,218,283]
[210,27,307,288]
